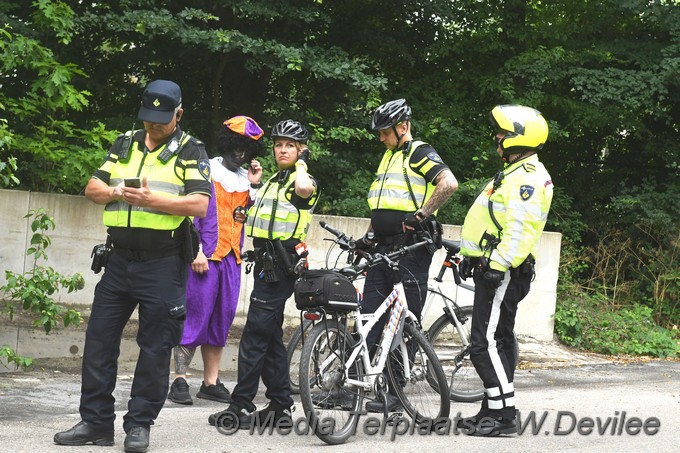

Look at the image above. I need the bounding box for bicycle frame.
[421,240,475,365]
[293,223,482,418]
[305,251,426,400]
[334,282,410,393]
[303,222,437,397]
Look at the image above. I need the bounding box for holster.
[469,257,490,277]
[417,215,443,254]
[248,239,301,282]
[511,254,536,281]
[91,236,112,274]
[260,250,279,282]
[181,218,200,263]
[272,238,297,276]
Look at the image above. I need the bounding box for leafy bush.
[0,208,84,369]
[555,286,679,358]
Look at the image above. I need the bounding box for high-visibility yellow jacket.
[246,169,318,241]
[367,141,437,212]
[101,130,206,230]
[460,154,553,272]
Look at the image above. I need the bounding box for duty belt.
[113,246,180,262]
[374,233,409,247]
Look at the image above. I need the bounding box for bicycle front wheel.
[299,319,364,445]
[387,322,450,424]
[287,319,313,394]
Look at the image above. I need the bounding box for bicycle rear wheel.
[387,322,450,425]
[428,303,520,402]
[287,319,313,394]
[299,319,364,445]
[428,305,484,402]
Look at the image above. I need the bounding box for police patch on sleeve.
[427,152,444,164]
[198,159,211,181]
[520,185,535,201]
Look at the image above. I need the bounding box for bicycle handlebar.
[319,221,355,250]
[342,240,433,277]
[319,221,433,277]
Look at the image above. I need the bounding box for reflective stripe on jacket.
[245,170,317,241]
[103,132,192,230]
[367,140,436,212]
[460,154,553,271]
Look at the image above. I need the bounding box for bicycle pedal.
[384,413,405,425]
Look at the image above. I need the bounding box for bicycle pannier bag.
[295,269,358,311]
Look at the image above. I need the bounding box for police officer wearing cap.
[209,119,318,430]
[361,99,458,413]
[457,105,553,436]
[54,80,211,453]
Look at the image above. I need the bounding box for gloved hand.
[458,258,472,280]
[483,269,505,290]
[298,148,310,163]
[355,233,374,251]
[403,213,421,229]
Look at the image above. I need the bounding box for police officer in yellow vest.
[210,120,318,430]
[361,99,458,412]
[54,80,211,453]
[458,105,553,436]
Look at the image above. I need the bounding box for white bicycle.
[288,232,513,402]
[294,222,450,445]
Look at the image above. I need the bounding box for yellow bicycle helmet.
[490,105,548,155]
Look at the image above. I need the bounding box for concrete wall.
[0,188,561,341]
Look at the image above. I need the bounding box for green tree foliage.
[0,1,118,193]
[1,0,678,353]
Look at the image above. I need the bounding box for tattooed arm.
[419,169,458,217]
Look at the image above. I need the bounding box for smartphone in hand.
[124,177,141,188]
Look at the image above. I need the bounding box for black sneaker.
[168,377,193,405]
[196,378,232,403]
[365,393,403,413]
[210,404,252,429]
[249,402,293,430]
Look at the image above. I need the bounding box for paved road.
[0,353,678,453]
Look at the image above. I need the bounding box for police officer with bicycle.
[359,99,458,412]
[209,120,319,430]
[458,105,554,436]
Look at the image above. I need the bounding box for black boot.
[365,393,403,413]
[460,410,517,437]
[456,408,492,429]
[123,426,149,452]
[53,421,114,446]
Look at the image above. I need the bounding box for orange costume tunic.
[181,157,255,348]
[197,157,255,263]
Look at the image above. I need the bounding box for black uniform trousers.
[469,266,531,419]
[231,266,295,412]
[79,251,185,433]
[361,242,433,353]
